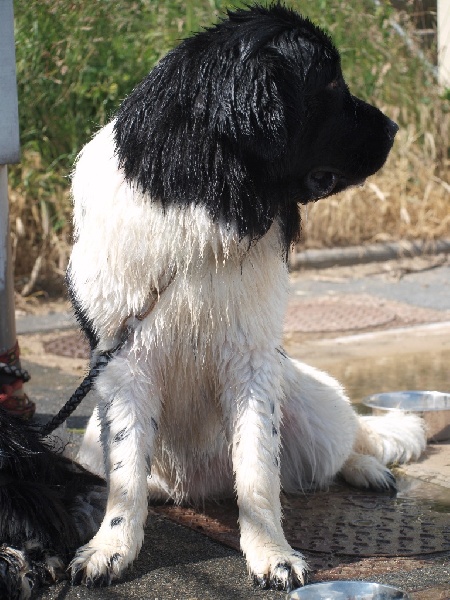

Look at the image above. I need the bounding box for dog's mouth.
[304,168,366,201]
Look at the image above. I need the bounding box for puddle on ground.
[285,345,450,512]
[395,474,450,513]
[303,348,450,406]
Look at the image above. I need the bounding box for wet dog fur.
[62,3,426,592]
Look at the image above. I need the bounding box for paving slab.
[399,442,450,490]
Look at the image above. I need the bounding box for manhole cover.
[153,488,450,557]
[282,491,450,556]
[43,332,90,359]
[283,293,450,334]
[284,297,395,333]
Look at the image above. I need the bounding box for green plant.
[8,0,449,294]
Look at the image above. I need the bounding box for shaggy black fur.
[114,3,397,254]
[0,408,105,598]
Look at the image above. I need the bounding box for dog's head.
[114,4,397,253]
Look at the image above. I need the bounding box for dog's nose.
[385,118,399,140]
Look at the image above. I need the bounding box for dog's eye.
[307,170,340,197]
[311,171,337,185]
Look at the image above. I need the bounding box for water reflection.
[304,349,450,405]
[396,474,450,514]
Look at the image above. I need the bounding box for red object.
[0,341,35,419]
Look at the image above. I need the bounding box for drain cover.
[283,491,450,556]
[284,296,395,333]
[153,488,450,557]
[283,293,448,333]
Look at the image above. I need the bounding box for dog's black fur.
[0,408,105,599]
[115,3,397,254]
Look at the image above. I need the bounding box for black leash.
[39,328,131,437]
[2,271,176,438]
[0,332,128,438]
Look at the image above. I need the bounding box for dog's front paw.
[251,549,309,592]
[70,543,124,587]
[70,549,124,587]
[70,515,145,587]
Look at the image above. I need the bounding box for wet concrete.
[289,255,450,312]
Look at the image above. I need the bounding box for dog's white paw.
[249,547,309,592]
[70,543,128,587]
[340,452,397,493]
[70,524,143,587]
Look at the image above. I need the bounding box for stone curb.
[290,238,450,270]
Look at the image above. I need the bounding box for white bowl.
[288,580,409,599]
[362,390,450,442]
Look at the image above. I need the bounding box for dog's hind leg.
[280,357,358,491]
[220,348,308,592]
[279,357,426,493]
[280,357,396,493]
[70,349,160,586]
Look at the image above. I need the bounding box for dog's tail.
[354,411,426,465]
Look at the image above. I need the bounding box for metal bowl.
[288,580,409,599]
[362,390,450,442]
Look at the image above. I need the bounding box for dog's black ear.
[211,50,288,161]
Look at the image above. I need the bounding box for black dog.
[0,408,105,599]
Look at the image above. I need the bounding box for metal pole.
[0,1,35,420]
[0,0,21,355]
[0,165,16,354]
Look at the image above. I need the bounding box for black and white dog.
[0,408,105,599]
[63,3,425,592]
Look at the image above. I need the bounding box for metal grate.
[152,486,450,558]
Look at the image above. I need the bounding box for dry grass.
[9,153,72,296]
